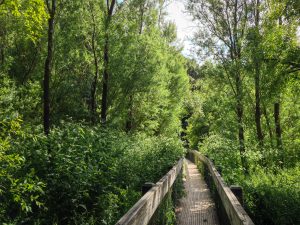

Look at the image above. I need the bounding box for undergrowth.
[0,121,185,224]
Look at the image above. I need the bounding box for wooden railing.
[115,159,183,225]
[187,150,255,225]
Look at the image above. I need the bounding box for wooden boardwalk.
[176,159,220,225]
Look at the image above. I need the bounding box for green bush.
[198,134,300,225]
[1,123,184,224]
[198,134,244,184]
[243,166,300,225]
[0,118,45,224]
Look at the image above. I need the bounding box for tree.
[89,1,101,124]
[253,0,264,147]
[260,0,300,167]
[187,0,251,173]
[101,0,116,124]
[43,0,56,135]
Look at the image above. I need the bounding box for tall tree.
[101,0,116,124]
[43,0,56,135]
[89,1,100,124]
[125,0,146,132]
[253,0,264,146]
[187,0,250,173]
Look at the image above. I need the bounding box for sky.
[166,0,197,58]
[166,1,300,54]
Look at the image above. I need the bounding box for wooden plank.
[176,159,220,225]
[189,151,255,225]
[115,159,183,225]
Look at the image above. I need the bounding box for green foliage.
[0,0,48,42]
[198,134,244,184]
[1,0,298,224]
[0,118,45,223]
[0,0,188,223]
[1,123,184,224]
[150,191,176,225]
[186,0,300,223]
[242,166,300,225]
[107,6,188,135]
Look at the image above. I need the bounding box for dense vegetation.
[0,0,187,224]
[1,122,184,224]
[186,0,300,225]
[0,0,299,224]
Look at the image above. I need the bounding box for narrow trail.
[176,159,220,225]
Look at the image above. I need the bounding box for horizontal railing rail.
[115,158,183,225]
[187,150,255,225]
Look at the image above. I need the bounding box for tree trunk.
[139,3,144,34]
[43,0,56,136]
[263,105,274,148]
[125,95,133,132]
[100,0,115,124]
[0,46,3,65]
[274,102,284,167]
[0,39,4,66]
[236,72,248,174]
[90,6,99,124]
[101,34,109,123]
[0,16,6,66]
[254,0,264,147]
[232,0,248,174]
[255,70,263,144]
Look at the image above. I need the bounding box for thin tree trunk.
[255,71,263,143]
[139,3,144,34]
[101,34,109,123]
[90,5,99,124]
[43,0,56,136]
[0,16,6,66]
[0,47,3,65]
[236,71,248,174]
[254,0,264,146]
[100,0,115,124]
[125,95,133,132]
[274,102,284,167]
[0,38,4,65]
[274,17,284,167]
[263,105,274,148]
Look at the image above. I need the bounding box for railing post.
[230,185,243,206]
[216,166,222,176]
[142,182,155,195]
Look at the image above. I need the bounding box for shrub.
[243,166,300,225]
[0,118,45,224]
[198,134,300,225]
[198,134,244,184]
[2,123,184,224]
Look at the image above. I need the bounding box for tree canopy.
[0,0,299,224]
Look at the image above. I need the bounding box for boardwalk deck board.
[176,159,220,225]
